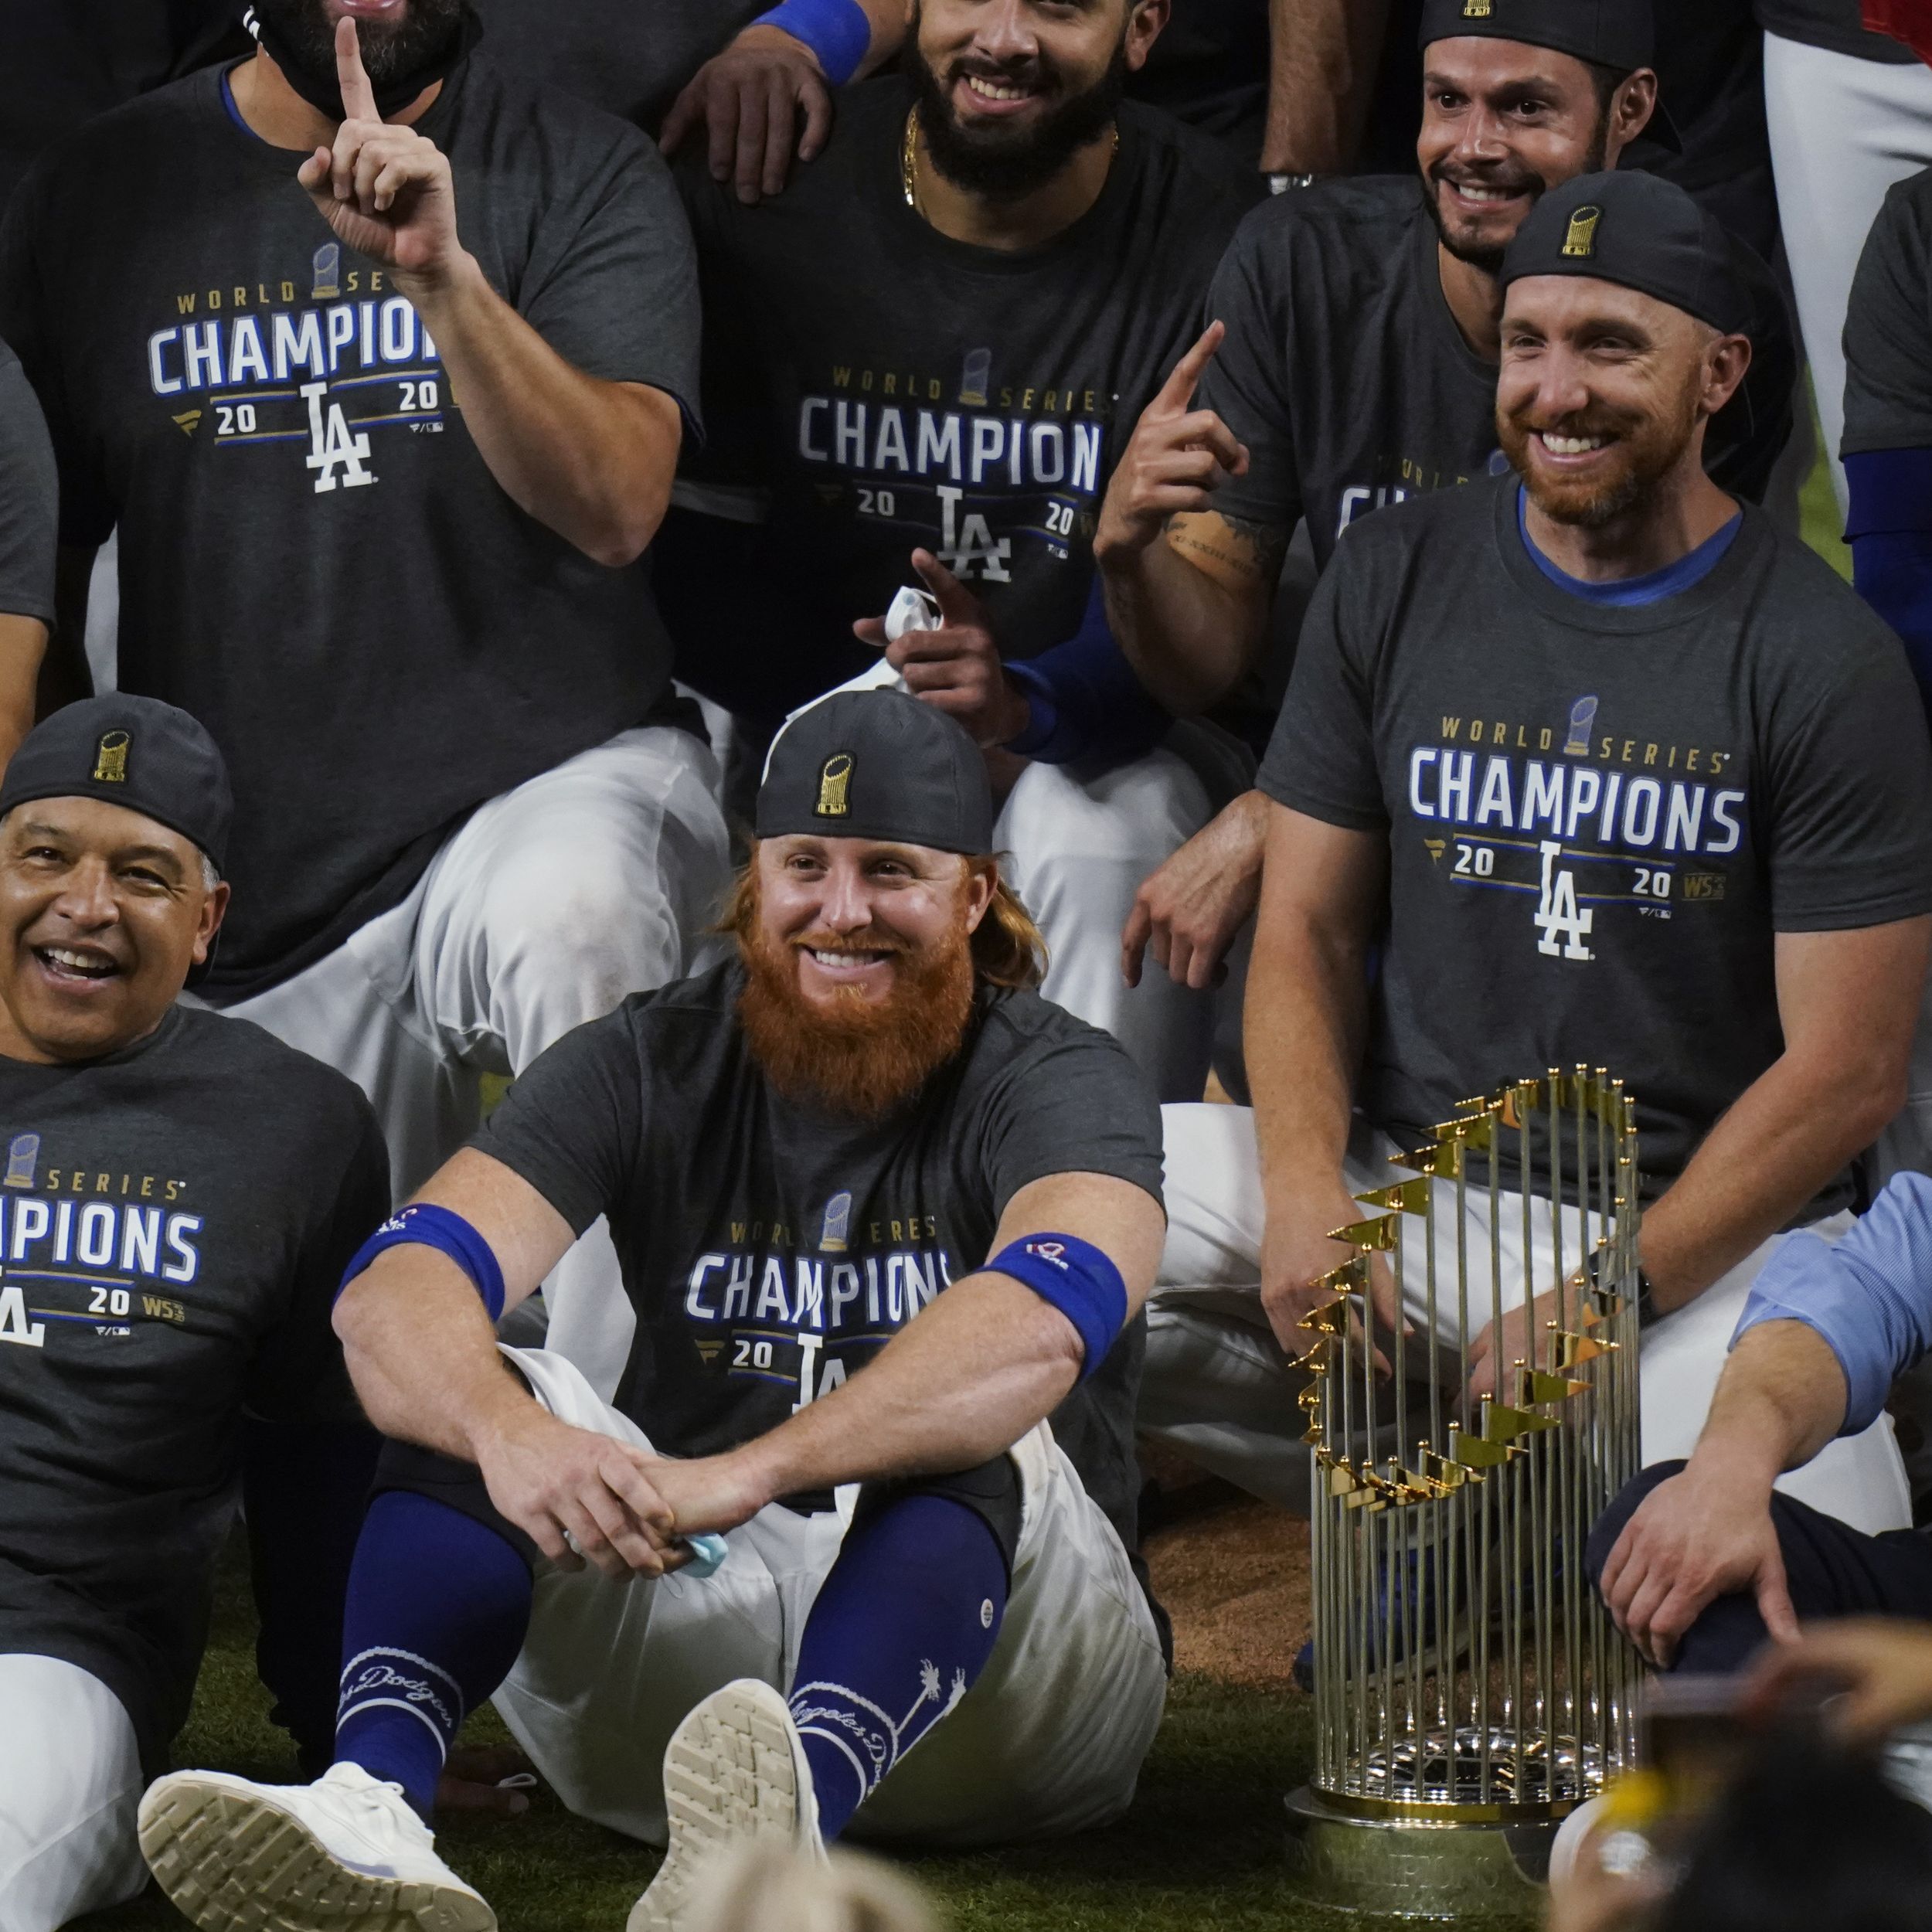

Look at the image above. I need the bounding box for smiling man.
[1096,0,1798,1019]
[0,696,390,1932]
[140,689,1170,1932]
[655,0,1257,1111]
[1143,171,1932,1540]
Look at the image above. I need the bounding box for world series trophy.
[1283,1067,1645,1921]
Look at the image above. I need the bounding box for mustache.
[791,930,913,957]
[951,55,1055,89]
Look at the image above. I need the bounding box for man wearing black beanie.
[0,695,390,1932]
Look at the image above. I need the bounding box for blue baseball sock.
[788,1493,1008,1841]
[332,1491,533,1821]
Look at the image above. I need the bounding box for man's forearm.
[335,1258,533,1461]
[729,1275,1084,1501]
[1247,902,1369,1222]
[1690,1321,1849,1482]
[0,614,47,770]
[1263,0,1393,175]
[1099,535,1264,717]
[396,254,680,568]
[1643,1053,1906,1309]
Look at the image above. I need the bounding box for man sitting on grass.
[139,690,1172,1932]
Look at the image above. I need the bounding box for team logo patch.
[1563,206,1604,260]
[816,753,854,818]
[93,731,130,784]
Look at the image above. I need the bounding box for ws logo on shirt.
[1414,696,1745,965]
[147,247,444,497]
[0,1182,203,1351]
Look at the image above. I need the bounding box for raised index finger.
[1154,321,1226,413]
[335,15,382,123]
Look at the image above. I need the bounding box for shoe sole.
[138,1774,497,1932]
[628,1681,819,1932]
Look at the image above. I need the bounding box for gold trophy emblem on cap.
[93,730,131,784]
[816,753,853,817]
[1563,206,1604,259]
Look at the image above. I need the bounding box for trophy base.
[1283,1786,1556,1923]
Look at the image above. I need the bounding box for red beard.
[1499,362,1706,529]
[737,897,977,1119]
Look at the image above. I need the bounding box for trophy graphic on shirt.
[1563,696,1600,757]
[1284,1068,1642,1923]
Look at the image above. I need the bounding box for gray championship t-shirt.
[0,336,55,626]
[1197,177,1796,573]
[0,53,702,998]
[1845,165,1932,456]
[473,960,1166,1552]
[1258,476,1932,1204]
[665,80,1256,721]
[1755,0,1917,61]
[0,1006,389,1769]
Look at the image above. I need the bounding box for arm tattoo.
[1164,509,1291,583]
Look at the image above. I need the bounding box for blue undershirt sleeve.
[1848,447,1932,719]
[1002,577,1172,767]
[1732,1170,1932,1437]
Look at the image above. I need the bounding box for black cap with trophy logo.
[0,695,233,874]
[758,689,995,856]
[1499,170,1750,335]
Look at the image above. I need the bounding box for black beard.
[252,0,466,98]
[906,34,1128,203]
[1419,125,1608,274]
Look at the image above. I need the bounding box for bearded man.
[653,0,1256,1113]
[139,689,1172,1932]
[1145,171,1932,1548]
[0,0,730,1393]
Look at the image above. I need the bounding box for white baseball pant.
[202,725,732,1400]
[489,1347,1168,1849]
[0,1655,147,1932]
[1145,1104,1913,1536]
[1765,30,1932,515]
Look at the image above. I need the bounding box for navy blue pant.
[1587,1461,1932,1672]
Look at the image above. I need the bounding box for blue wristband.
[753,0,870,85]
[338,1203,507,1324]
[990,1233,1128,1381]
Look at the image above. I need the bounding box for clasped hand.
[474,1403,771,1580]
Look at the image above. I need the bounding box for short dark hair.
[1588,59,1637,123]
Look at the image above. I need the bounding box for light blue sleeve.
[1732,1172,1932,1435]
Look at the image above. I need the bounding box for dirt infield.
[1141,1461,1312,1693]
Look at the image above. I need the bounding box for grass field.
[66,1501,1393,1932]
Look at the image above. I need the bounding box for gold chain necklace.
[900,107,1119,217]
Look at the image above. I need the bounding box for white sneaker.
[138,1760,496,1932]
[628,1679,825,1932]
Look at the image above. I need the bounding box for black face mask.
[241,0,481,121]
